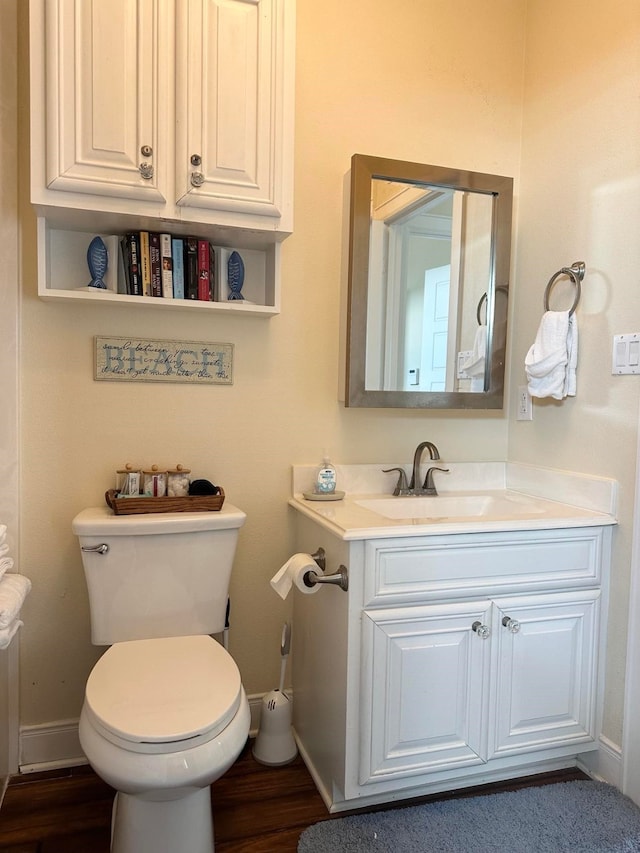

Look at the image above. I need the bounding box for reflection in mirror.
[346,155,513,409]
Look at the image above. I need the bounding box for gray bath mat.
[298,781,640,852]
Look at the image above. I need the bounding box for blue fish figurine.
[86,236,108,289]
[227,250,245,300]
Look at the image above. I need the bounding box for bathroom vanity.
[288,463,617,812]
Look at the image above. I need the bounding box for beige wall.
[16,0,639,761]
[0,0,19,781]
[509,0,640,743]
[17,0,525,729]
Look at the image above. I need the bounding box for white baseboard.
[578,735,623,787]
[19,719,86,773]
[18,694,265,774]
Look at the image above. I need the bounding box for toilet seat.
[84,635,242,753]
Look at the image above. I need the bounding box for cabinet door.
[43,0,169,202]
[175,0,293,225]
[359,601,491,786]
[490,590,600,757]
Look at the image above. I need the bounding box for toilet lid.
[85,635,242,744]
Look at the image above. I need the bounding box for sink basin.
[355,494,545,520]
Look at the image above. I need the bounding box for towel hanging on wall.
[0,526,30,650]
[0,573,31,628]
[0,619,23,650]
[461,325,487,393]
[525,310,578,400]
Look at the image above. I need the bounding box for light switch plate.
[612,333,640,375]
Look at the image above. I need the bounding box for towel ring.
[543,261,584,316]
[476,285,509,325]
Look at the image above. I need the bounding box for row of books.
[120,232,225,301]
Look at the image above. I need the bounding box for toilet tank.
[72,505,246,645]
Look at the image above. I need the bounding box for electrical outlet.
[516,385,533,421]
[457,351,473,379]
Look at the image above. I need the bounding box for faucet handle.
[422,466,450,493]
[382,467,410,496]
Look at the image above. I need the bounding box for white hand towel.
[0,574,31,628]
[0,524,6,544]
[564,314,578,397]
[525,311,574,400]
[0,619,23,650]
[0,544,9,559]
[462,325,487,392]
[0,557,14,582]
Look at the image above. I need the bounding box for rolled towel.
[0,619,23,650]
[0,557,14,582]
[0,574,31,628]
[0,544,9,559]
[0,524,6,544]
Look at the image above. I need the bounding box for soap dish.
[302,490,345,502]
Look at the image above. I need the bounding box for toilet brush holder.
[252,689,297,766]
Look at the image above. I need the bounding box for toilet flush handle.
[81,544,109,554]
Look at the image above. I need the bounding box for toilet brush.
[252,623,298,766]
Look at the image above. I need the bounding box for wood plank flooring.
[0,741,588,852]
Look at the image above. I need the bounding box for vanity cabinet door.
[490,590,600,758]
[359,601,492,786]
[40,0,170,203]
[175,0,293,228]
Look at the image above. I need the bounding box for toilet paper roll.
[270,553,323,600]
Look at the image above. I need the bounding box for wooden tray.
[105,488,225,515]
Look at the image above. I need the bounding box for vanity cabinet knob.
[139,162,154,180]
[502,616,521,634]
[472,620,490,639]
[140,144,153,157]
[190,171,205,187]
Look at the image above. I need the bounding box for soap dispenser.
[315,455,337,495]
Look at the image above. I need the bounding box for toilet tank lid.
[72,505,246,536]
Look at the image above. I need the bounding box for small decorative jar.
[142,465,168,497]
[116,464,141,496]
[167,465,191,497]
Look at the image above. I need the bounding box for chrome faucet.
[382,441,449,497]
[409,441,441,492]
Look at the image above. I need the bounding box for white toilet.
[72,505,250,853]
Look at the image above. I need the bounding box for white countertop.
[289,463,618,541]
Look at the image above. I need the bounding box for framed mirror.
[345,154,513,409]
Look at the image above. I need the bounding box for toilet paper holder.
[304,548,349,592]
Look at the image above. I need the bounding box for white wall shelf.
[37,219,280,317]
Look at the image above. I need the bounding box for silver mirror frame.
[345,154,513,409]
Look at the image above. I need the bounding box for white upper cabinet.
[175,0,293,227]
[40,0,170,205]
[30,0,294,237]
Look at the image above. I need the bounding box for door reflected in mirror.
[346,155,513,409]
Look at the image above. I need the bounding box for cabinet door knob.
[190,171,205,187]
[502,616,521,634]
[139,162,154,180]
[190,153,202,166]
[471,620,490,639]
[140,145,153,157]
